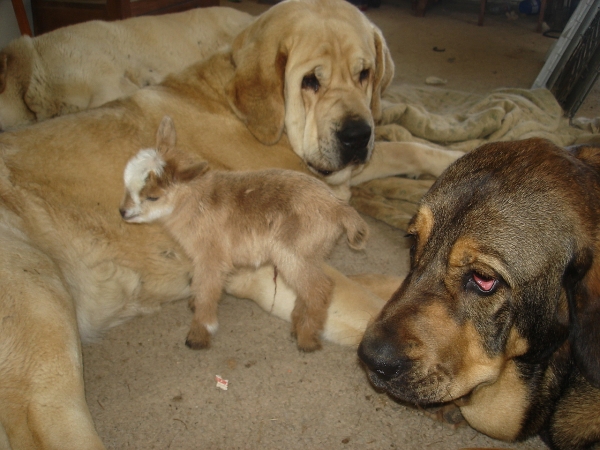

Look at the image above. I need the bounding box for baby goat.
[119,116,369,351]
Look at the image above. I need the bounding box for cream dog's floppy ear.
[226,21,288,145]
[371,26,394,123]
[23,67,61,121]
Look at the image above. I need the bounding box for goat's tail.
[342,206,369,250]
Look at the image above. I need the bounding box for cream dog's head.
[226,0,394,185]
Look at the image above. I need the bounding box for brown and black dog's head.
[358,138,600,445]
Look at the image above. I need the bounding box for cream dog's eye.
[146,196,159,202]
[359,69,370,84]
[302,74,320,92]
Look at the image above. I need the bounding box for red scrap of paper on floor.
[215,375,228,390]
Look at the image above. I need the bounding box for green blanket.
[352,85,599,230]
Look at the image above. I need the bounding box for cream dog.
[0,0,461,447]
[0,6,254,130]
[120,116,369,351]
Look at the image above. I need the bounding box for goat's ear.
[175,161,209,183]
[370,26,394,123]
[156,115,177,155]
[564,247,600,388]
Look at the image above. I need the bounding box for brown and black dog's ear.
[565,143,600,387]
[370,26,394,123]
[225,22,287,146]
[564,247,600,388]
[0,53,7,94]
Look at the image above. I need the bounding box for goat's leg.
[185,265,226,350]
[276,260,334,352]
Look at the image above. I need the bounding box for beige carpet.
[81,1,597,448]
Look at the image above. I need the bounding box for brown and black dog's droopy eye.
[467,271,498,295]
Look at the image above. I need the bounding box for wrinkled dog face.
[358,139,595,407]
[228,0,393,185]
[283,11,381,181]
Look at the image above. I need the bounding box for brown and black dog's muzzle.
[358,322,406,379]
[358,320,420,401]
[357,275,459,405]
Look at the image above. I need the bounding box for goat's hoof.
[185,327,211,350]
[294,332,322,352]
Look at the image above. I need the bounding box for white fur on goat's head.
[123,148,166,196]
[119,115,209,223]
[119,116,177,223]
[120,147,173,223]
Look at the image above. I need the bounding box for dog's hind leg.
[0,222,105,449]
[185,263,226,350]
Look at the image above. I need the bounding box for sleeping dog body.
[359,138,600,449]
[0,7,254,130]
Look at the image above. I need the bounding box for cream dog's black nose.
[337,118,372,165]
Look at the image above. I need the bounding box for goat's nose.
[119,208,127,219]
[358,327,407,380]
[337,118,372,165]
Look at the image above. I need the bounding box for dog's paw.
[185,326,211,350]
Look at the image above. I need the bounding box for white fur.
[121,148,172,222]
[205,322,219,335]
[123,148,165,190]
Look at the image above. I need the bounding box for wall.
[1,0,33,48]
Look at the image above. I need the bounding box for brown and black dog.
[358,138,600,449]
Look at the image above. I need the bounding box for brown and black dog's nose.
[358,326,408,380]
[337,118,372,166]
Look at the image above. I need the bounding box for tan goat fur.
[120,116,369,351]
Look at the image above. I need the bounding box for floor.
[80,2,596,449]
